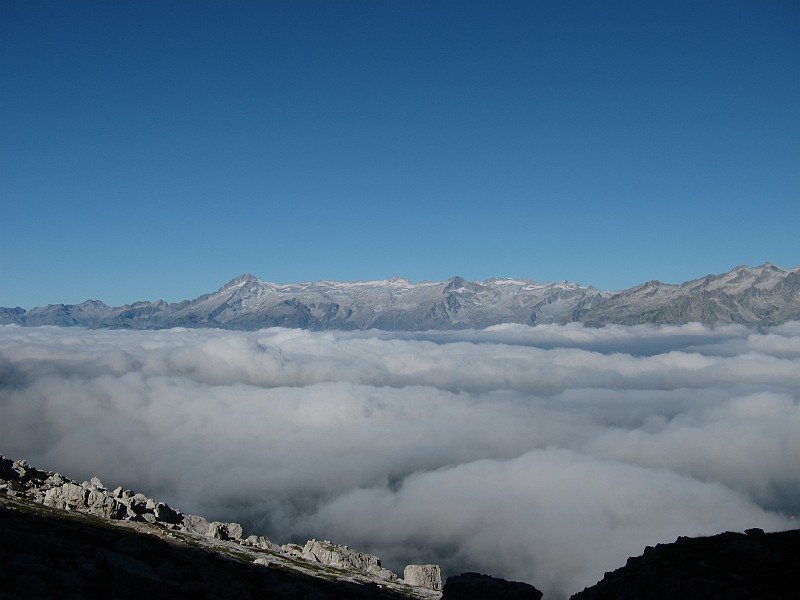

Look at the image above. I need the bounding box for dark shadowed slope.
[0,498,419,599]
[570,529,800,600]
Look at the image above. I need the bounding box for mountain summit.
[2,264,798,330]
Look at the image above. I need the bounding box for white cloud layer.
[1,323,798,598]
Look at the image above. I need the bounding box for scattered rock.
[1,454,444,598]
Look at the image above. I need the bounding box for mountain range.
[3,263,799,330]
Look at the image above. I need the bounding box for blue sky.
[2,0,798,308]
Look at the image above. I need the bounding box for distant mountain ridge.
[2,263,799,330]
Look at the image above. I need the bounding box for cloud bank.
[1,323,798,598]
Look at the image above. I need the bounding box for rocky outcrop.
[180,514,243,541]
[43,480,127,520]
[0,499,420,599]
[570,529,800,599]
[1,455,248,543]
[1,454,443,598]
[404,564,442,590]
[242,534,281,552]
[441,572,543,599]
[302,539,398,581]
[8,454,800,600]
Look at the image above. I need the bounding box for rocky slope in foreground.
[3,263,799,330]
[3,454,799,599]
[0,455,442,599]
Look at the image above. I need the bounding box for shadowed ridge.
[0,498,417,599]
[570,529,800,600]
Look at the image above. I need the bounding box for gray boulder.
[153,502,181,524]
[180,514,211,536]
[179,514,243,541]
[404,564,442,590]
[43,483,126,520]
[243,535,280,551]
[208,521,243,541]
[302,539,397,581]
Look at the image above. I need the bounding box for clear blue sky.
[2,0,798,308]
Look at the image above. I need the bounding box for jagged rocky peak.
[3,262,800,329]
[444,276,469,291]
[387,275,413,286]
[75,299,110,309]
[221,273,263,290]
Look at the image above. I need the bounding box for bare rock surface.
[0,454,442,599]
[404,564,442,590]
[302,539,398,581]
[4,453,800,599]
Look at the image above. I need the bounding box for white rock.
[181,514,211,536]
[44,483,87,510]
[243,535,280,551]
[281,543,304,558]
[208,521,243,541]
[43,483,125,519]
[302,539,396,581]
[404,564,442,590]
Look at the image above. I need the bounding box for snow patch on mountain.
[2,264,798,330]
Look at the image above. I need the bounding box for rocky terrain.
[3,263,799,330]
[3,454,799,599]
[0,455,442,599]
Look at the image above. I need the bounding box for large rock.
[180,514,243,541]
[43,483,126,520]
[302,539,397,581]
[208,521,243,541]
[243,535,280,552]
[180,514,212,536]
[43,482,87,510]
[442,572,543,600]
[403,564,442,590]
[153,501,181,524]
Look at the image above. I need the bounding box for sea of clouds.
[1,322,799,598]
